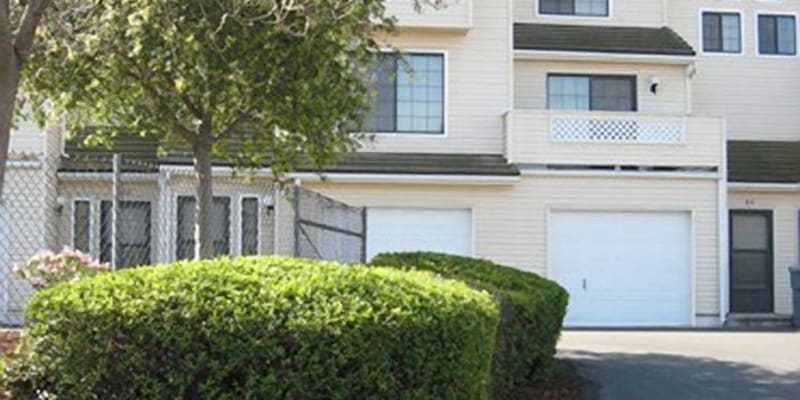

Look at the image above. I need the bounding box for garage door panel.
[550,211,692,327]
[366,209,472,261]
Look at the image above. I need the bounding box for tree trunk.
[193,132,215,260]
[0,45,20,201]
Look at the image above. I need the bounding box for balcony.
[504,110,725,168]
[384,0,472,32]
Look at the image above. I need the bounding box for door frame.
[728,209,774,314]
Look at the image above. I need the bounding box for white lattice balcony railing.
[550,113,686,144]
[504,110,725,167]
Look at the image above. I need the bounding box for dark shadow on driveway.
[561,350,800,400]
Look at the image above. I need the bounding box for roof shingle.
[60,131,519,176]
[514,23,696,56]
[728,141,800,183]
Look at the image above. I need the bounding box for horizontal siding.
[508,110,724,167]
[514,0,664,27]
[307,176,721,319]
[668,0,800,141]
[385,0,471,29]
[366,0,510,154]
[728,191,799,315]
[514,60,689,115]
[9,131,46,155]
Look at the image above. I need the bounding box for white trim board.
[514,49,696,65]
[520,168,720,180]
[728,182,800,192]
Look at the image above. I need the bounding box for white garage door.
[550,211,692,327]
[367,208,472,261]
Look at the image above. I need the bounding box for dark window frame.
[241,196,260,256]
[72,200,92,253]
[546,73,638,112]
[366,52,446,135]
[758,14,797,56]
[176,195,232,260]
[99,200,152,269]
[702,11,743,54]
[538,0,610,17]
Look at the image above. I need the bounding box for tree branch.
[12,0,51,62]
[122,68,198,143]
[221,108,252,137]
[0,0,10,41]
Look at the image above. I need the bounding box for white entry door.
[549,211,692,327]
[366,208,472,261]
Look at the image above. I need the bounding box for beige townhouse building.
[3,0,798,328]
[308,0,800,328]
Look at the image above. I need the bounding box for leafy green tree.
[0,0,51,197]
[25,0,442,259]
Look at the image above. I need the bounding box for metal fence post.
[111,153,120,270]
[361,208,368,263]
[293,184,300,258]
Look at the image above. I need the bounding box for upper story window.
[702,11,742,54]
[539,0,609,17]
[547,74,637,112]
[366,52,445,135]
[758,14,797,56]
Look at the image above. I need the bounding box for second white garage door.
[549,211,692,327]
[366,208,472,261]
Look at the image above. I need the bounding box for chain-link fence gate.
[1,152,366,327]
[293,186,366,264]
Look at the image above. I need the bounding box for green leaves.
[3,257,500,399]
[24,0,400,178]
[371,252,570,399]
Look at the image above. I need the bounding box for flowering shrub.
[14,248,110,290]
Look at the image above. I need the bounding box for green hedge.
[2,257,500,400]
[371,252,569,399]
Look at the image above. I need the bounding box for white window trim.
[754,11,799,58]
[173,193,234,257]
[534,0,613,20]
[239,195,262,256]
[698,8,746,56]
[71,198,94,254]
[365,48,449,138]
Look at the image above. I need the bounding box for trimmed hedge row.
[371,252,569,399]
[2,257,500,400]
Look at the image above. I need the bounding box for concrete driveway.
[558,330,800,400]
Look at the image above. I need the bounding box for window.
[539,0,609,17]
[547,74,637,111]
[759,15,797,55]
[100,201,151,269]
[176,196,231,260]
[241,197,260,256]
[366,53,444,134]
[72,200,91,253]
[702,12,742,53]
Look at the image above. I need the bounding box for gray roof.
[728,141,800,183]
[514,23,696,56]
[60,132,519,176]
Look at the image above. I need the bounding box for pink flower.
[15,248,110,290]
